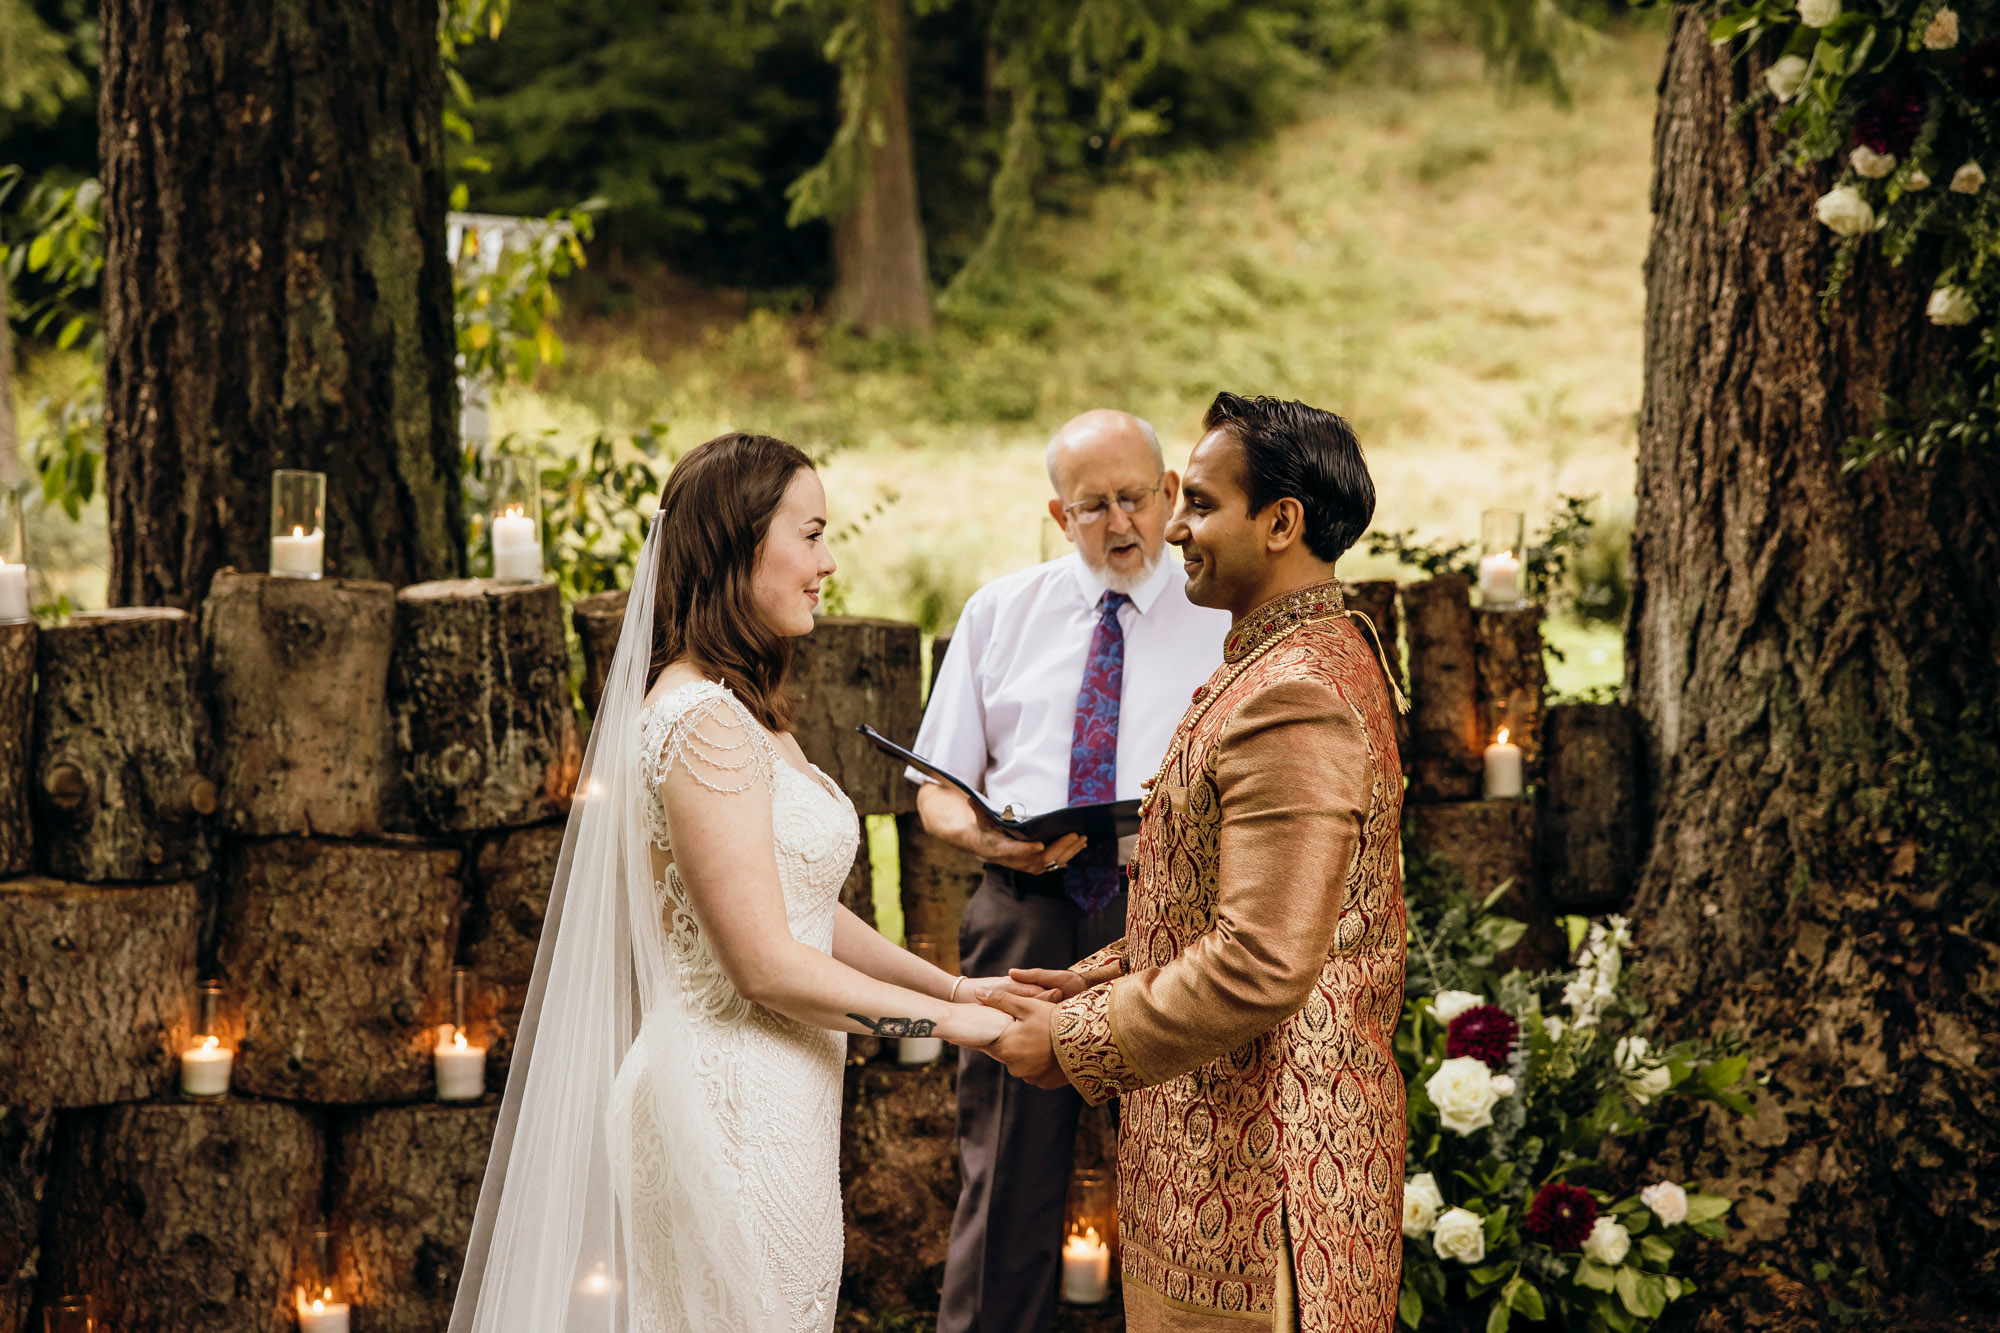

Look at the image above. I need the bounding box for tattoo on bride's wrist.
[848,1013,937,1038]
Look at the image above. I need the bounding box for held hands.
[978,990,1070,1090]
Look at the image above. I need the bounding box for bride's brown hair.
[646,431,817,732]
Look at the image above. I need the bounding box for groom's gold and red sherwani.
[1050,580,1406,1333]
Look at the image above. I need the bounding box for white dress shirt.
[909,552,1229,818]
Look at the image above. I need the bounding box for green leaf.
[1636,1272,1669,1319]
[1682,1193,1733,1224]
[1486,1300,1512,1333]
[26,232,52,271]
[1561,916,1589,955]
[1398,1287,1422,1330]
[1700,1054,1750,1092]
[1615,1265,1646,1317]
[55,315,85,350]
[1575,1259,1617,1292]
[1639,1234,1675,1266]
[1512,1280,1546,1321]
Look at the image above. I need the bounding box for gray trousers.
[937,870,1126,1333]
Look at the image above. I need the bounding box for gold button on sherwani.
[1051,580,1406,1333]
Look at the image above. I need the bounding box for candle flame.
[505,504,524,519]
[202,1035,219,1051]
[1496,727,1511,745]
[1065,1226,1104,1252]
[454,1030,469,1051]
[293,525,305,539]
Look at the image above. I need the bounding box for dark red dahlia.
[1445,1004,1519,1071]
[1852,86,1927,156]
[1524,1181,1598,1251]
[1965,38,2000,100]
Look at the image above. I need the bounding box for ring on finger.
[1043,861,1061,874]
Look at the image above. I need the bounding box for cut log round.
[0,877,197,1107]
[896,812,979,977]
[791,617,922,817]
[1540,703,1642,908]
[572,588,630,720]
[0,622,33,878]
[841,1061,959,1312]
[1473,606,1546,772]
[329,1104,498,1331]
[0,1107,54,1333]
[37,1101,322,1333]
[201,572,396,838]
[31,609,212,882]
[391,579,581,834]
[463,822,563,1088]
[218,838,464,1103]
[1402,575,1482,802]
[1406,801,1561,971]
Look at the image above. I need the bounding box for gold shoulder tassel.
[1344,609,1411,715]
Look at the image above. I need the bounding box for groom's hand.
[979,991,1069,1089]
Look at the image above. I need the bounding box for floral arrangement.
[1709,0,2000,462]
[1395,858,1755,1331]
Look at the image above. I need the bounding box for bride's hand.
[958,975,1064,1004]
[936,1004,1013,1049]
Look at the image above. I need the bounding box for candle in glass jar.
[270,525,325,579]
[1061,1227,1111,1304]
[435,1026,488,1101]
[1477,551,1521,606]
[180,1035,233,1097]
[296,1291,350,1333]
[491,507,541,583]
[897,1035,944,1066]
[1483,728,1524,798]
[0,558,27,622]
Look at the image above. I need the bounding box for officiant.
[911,408,1228,1333]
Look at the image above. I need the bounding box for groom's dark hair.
[1202,392,1374,562]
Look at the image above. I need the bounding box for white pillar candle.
[270,526,325,579]
[0,560,27,621]
[1061,1228,1112,1304]
[1483,728,1524,798]
[897,1036,945,1066]
[1477,551,1521,606]
[180,1036,233,1097]
[435,1028,488,1101]
[491,510,541,583]
[297,1294,350,1333]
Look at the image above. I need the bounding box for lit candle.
[296,1289,350,1333]
[270,525,326,579]
[1477,551,1521,606]
[897,1035,944,1066]
[1061,1227,1111,1304]
[435,1026,488,1101]
[180,1034,233,1097]
[0,558,27,622]
[1483,727,1524,799]
[491,506,541,583]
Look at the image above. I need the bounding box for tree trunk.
[1539,702,1640,909]
[0,264,16,490]
[827,0,934,336]
[0,622,32,877]
[0,1107,54,1333]
[790,616,923,816]
[98,0,462,607]
[38,1102,323,1333]
[1628,12,2000,1310]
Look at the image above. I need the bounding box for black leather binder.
[856,725,1140,845]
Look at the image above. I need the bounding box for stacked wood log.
[572,587,629,719]
[0,622,34,876]
[1541,702,1644,907]
[1403,575,1483,801]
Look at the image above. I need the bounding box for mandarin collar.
[1222,579,1346,663]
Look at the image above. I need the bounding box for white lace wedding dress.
[610,679,857,1332]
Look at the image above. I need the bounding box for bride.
[450,432,1038,1333]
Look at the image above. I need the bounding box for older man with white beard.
[914,408,1228,1333]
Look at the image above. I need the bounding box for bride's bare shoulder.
[643,660,711,711]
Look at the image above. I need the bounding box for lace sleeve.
[642,684,778,796]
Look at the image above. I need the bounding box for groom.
[985,393,1407,1332]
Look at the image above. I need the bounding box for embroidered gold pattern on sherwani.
[1051,580,1406,1332]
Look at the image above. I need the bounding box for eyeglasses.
[1062,483,1163,526]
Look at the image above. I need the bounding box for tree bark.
[1402,575,1481,802]
[1628,12,2000,1308]
[30,609,213,882]
[572,587,630,720]
[0,1107,54,1333]
[827,0,933,336]
[38,1102,322,1333]
[790,616,923,816]
[98,0,462,607]
[390,580,581,833]
[200,573,396,839]
[217,837,463,1103]
[328,1104,497,1331]
[896,812,979,975]
[1539,702,1641,909]
[462,821,562,1088]
[0,877,198,1107]
[0,622,32,877]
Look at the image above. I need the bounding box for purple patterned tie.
[1065,591,1129,913]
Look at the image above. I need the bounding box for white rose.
[1491,1074,1516,1098]
[1925,7,1959,48]
[1614,1035,1649,1071]
[1426,1056,1503,1134]
[1814,185,1876,236]
[1640,1181,1689,1226]
[1764,54,1809,102]
[1431,1207,1487,1264]
[1952,161,1986,194]
[1544,1015,1566,1042]
[1432,990,1484,1024]
[1582,1216,1632,1266]
[1908,170,1932,191]
[1403,1173,1445,1237]
[1851,146,1897,179]
[1631,1065,1674,1104]
[1798,0,1840,25]
[1928,285,1979,326]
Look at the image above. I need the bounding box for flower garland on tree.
[1711,0,2000,463]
